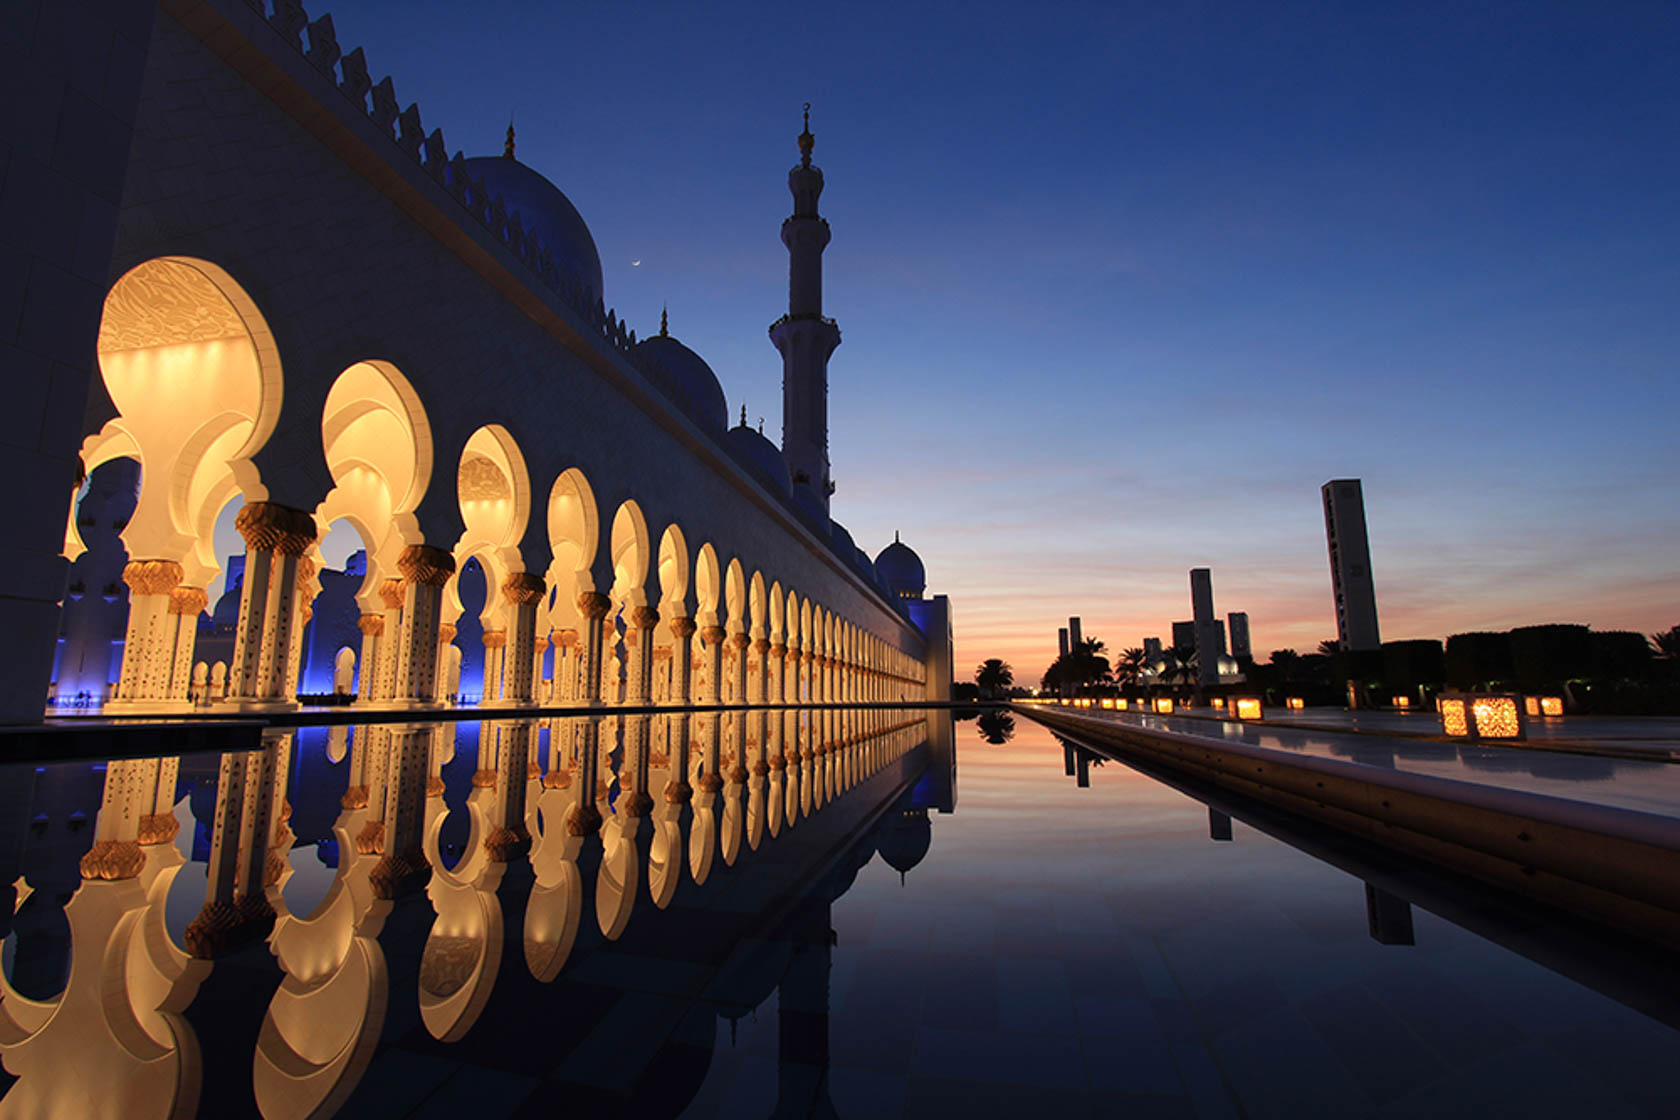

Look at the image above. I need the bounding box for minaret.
[771,104,842,512]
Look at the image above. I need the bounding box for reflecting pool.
[1,709,1675,1117]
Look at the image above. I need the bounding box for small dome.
[829,519,857,559]
[876,808,931,884]
[462,155,603,305]
[852,546,876,583]
[726,418,791,496]
[874,535,925,600]
[636,334,729,434]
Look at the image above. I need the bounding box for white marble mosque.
[35,0,951,722]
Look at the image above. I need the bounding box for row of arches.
[64,257,928,712]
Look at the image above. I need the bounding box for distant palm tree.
[975,658,1013,698]
[1270,649,1300,682]
[1652,626,1680,660]
[1114,647,1146,689]
[1317,638,1342,656]
[1164,645,1199,695]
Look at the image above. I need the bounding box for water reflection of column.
[783,710,802,825]
[487,722,535,860]
[686,711,713,794]
[570,715,605,835]
[370,725,432,897]
[620,713,654,818]
[667,617,694,704]
[80,758,147,881]
[666,711,693,805]
[185,733,287,955]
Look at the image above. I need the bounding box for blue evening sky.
[323,0,1680,679]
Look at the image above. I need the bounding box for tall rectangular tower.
[1068,617,1082,649]
[1322,479,1381,652]
[1228,612,1251,660]
[1190,568,1220,687]
[1058,628,1069,658]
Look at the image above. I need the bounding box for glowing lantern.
[1154,697,1175,714]
[1524,696,1540,717]
[1115,698,1129,711]
[1287,697,1305,711]
[1211,697,1226,709]
[1234,697,1262,720]
[1540,696,1563,717]
[1100,699,1113,709]
[1392,696,1410,709]
[1440,692,1527,740]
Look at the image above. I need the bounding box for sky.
[323,0,1680,684]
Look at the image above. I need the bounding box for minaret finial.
[659,305,668,337]
[895,530,900,543]
[798,102,814,168]
[740,404,747,427]
[504,117,516,159]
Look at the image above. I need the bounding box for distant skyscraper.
[1143,637,1163,660]
[1322,479,1381,651]
[1171,621,1196,651]
[1068,616,1082,649]
[1190,568,1220,687]
[1058,627,1069,658]
[1228,612,1251,660]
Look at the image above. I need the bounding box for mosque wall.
[0,0,159,722]
[44,0,939,713]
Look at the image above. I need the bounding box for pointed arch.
[656,525,690,609]
[608,500,651,609]
[694,544,720,626]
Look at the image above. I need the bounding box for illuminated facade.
[16,0,950,719]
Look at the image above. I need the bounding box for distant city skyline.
[329,0,1680,684]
